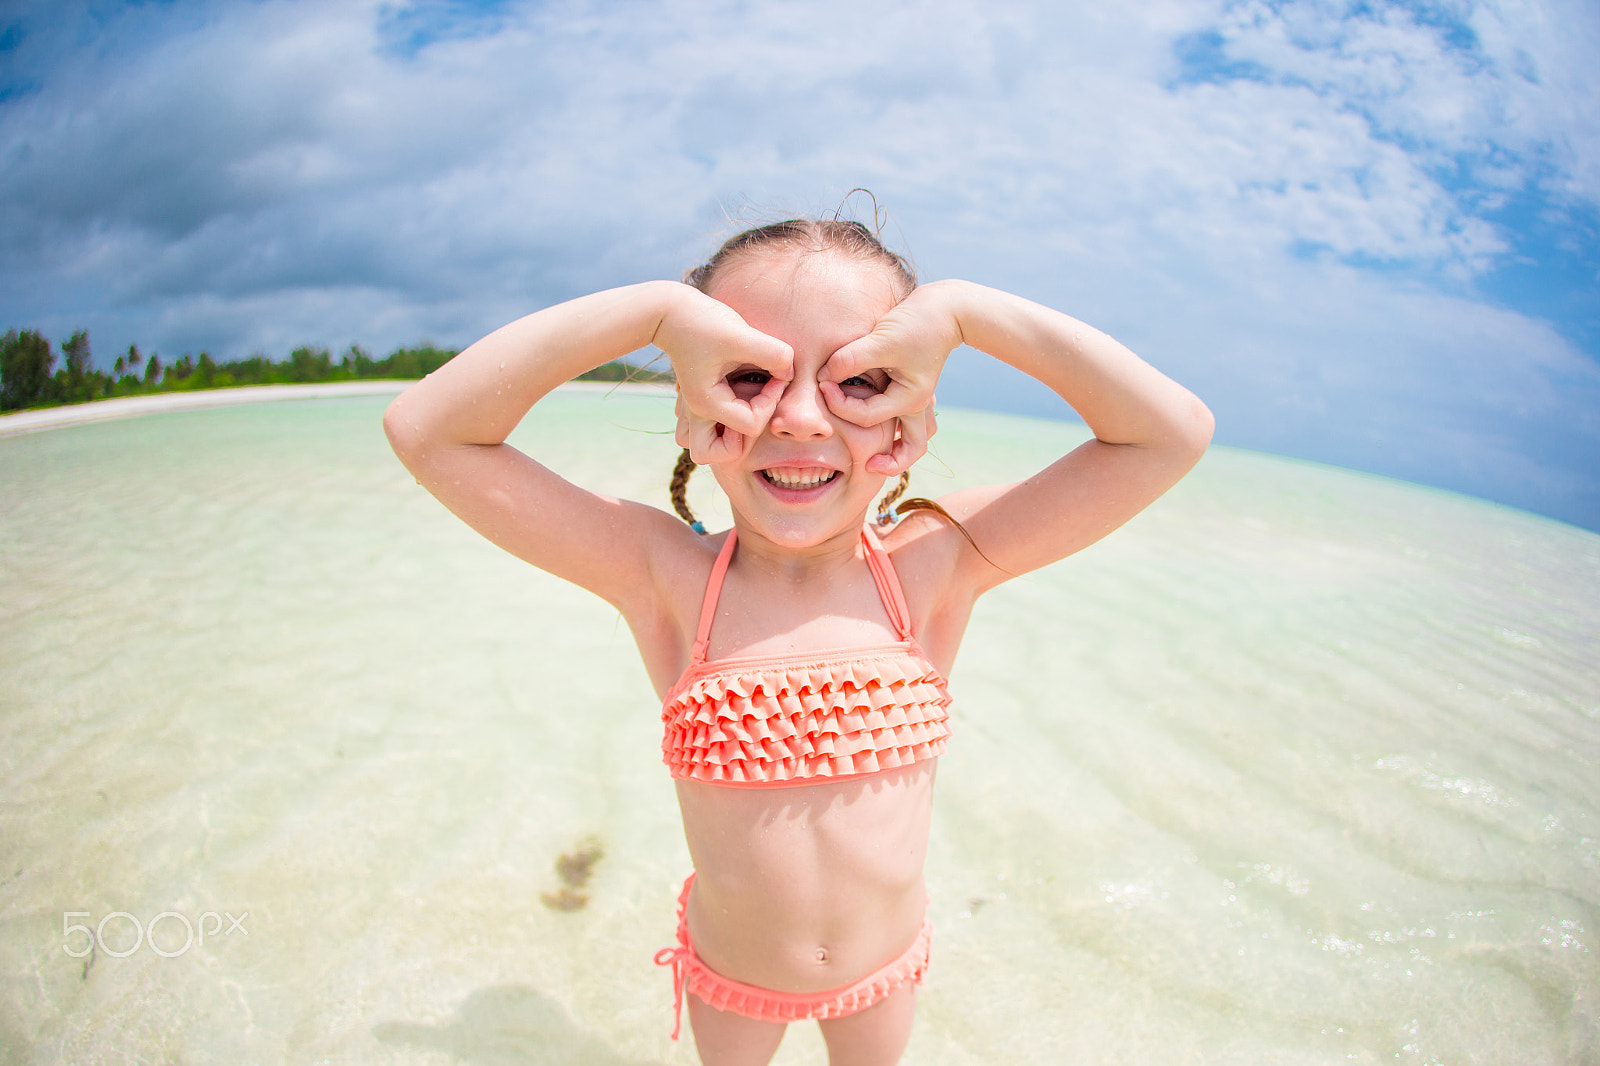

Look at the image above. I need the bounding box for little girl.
[384,216,1212,1065]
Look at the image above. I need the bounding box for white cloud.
[0,0,1596,525]
[1198,0,1600,203]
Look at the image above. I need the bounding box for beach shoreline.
[0,379,673,437]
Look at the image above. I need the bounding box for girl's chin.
[734,503,875,548]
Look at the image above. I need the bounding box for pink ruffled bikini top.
[661,525,952,788]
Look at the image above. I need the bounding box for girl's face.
[699,249,903,551]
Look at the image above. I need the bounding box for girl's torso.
[674,764,937,992]
[651,523,955,992]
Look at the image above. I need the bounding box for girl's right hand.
[655,284,793,464]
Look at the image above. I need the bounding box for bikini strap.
[861,525,914,642]
[690,530,738,663]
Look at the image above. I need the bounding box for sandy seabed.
[1,386,1596,1065]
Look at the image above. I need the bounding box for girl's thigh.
[818,983,917,1066]
[687,995,787,1066]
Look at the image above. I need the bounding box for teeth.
[764,468,837,489]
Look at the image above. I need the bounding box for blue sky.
[2,0,1597,531]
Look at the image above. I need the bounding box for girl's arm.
[382,280,785,610]
[846,279,1214,593]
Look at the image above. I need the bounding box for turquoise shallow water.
[1,387,1597,1064]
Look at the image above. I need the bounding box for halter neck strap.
[689,525,915,664]
[690,530,739,664]
[862,524,915,641]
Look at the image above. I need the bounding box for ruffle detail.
[684,921,930,1023]
[662,650,952,786]
[656,873,931,1038]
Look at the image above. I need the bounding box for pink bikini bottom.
[653,874,932,1040]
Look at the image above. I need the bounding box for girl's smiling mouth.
[760,467,840,490]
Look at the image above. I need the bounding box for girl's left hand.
[819,281,962,430]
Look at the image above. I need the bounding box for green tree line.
[0,329,670,413]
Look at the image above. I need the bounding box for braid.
[669,448,706,533]
[875,472,911,523]
[874,472,1007,574]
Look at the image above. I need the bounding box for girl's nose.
[768,378,834,439]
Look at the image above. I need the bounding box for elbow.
[382,390,424,465]
[1167,392,1214,463]
[1189,395,1216,453]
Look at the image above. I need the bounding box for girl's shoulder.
[876,511,983,676]
[619,518,732,696]
[879,488,1004,590]
[625,510,728,610]
[878,509,972,603]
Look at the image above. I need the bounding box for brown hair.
[669,447,701,531]
[683,218,916,299]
